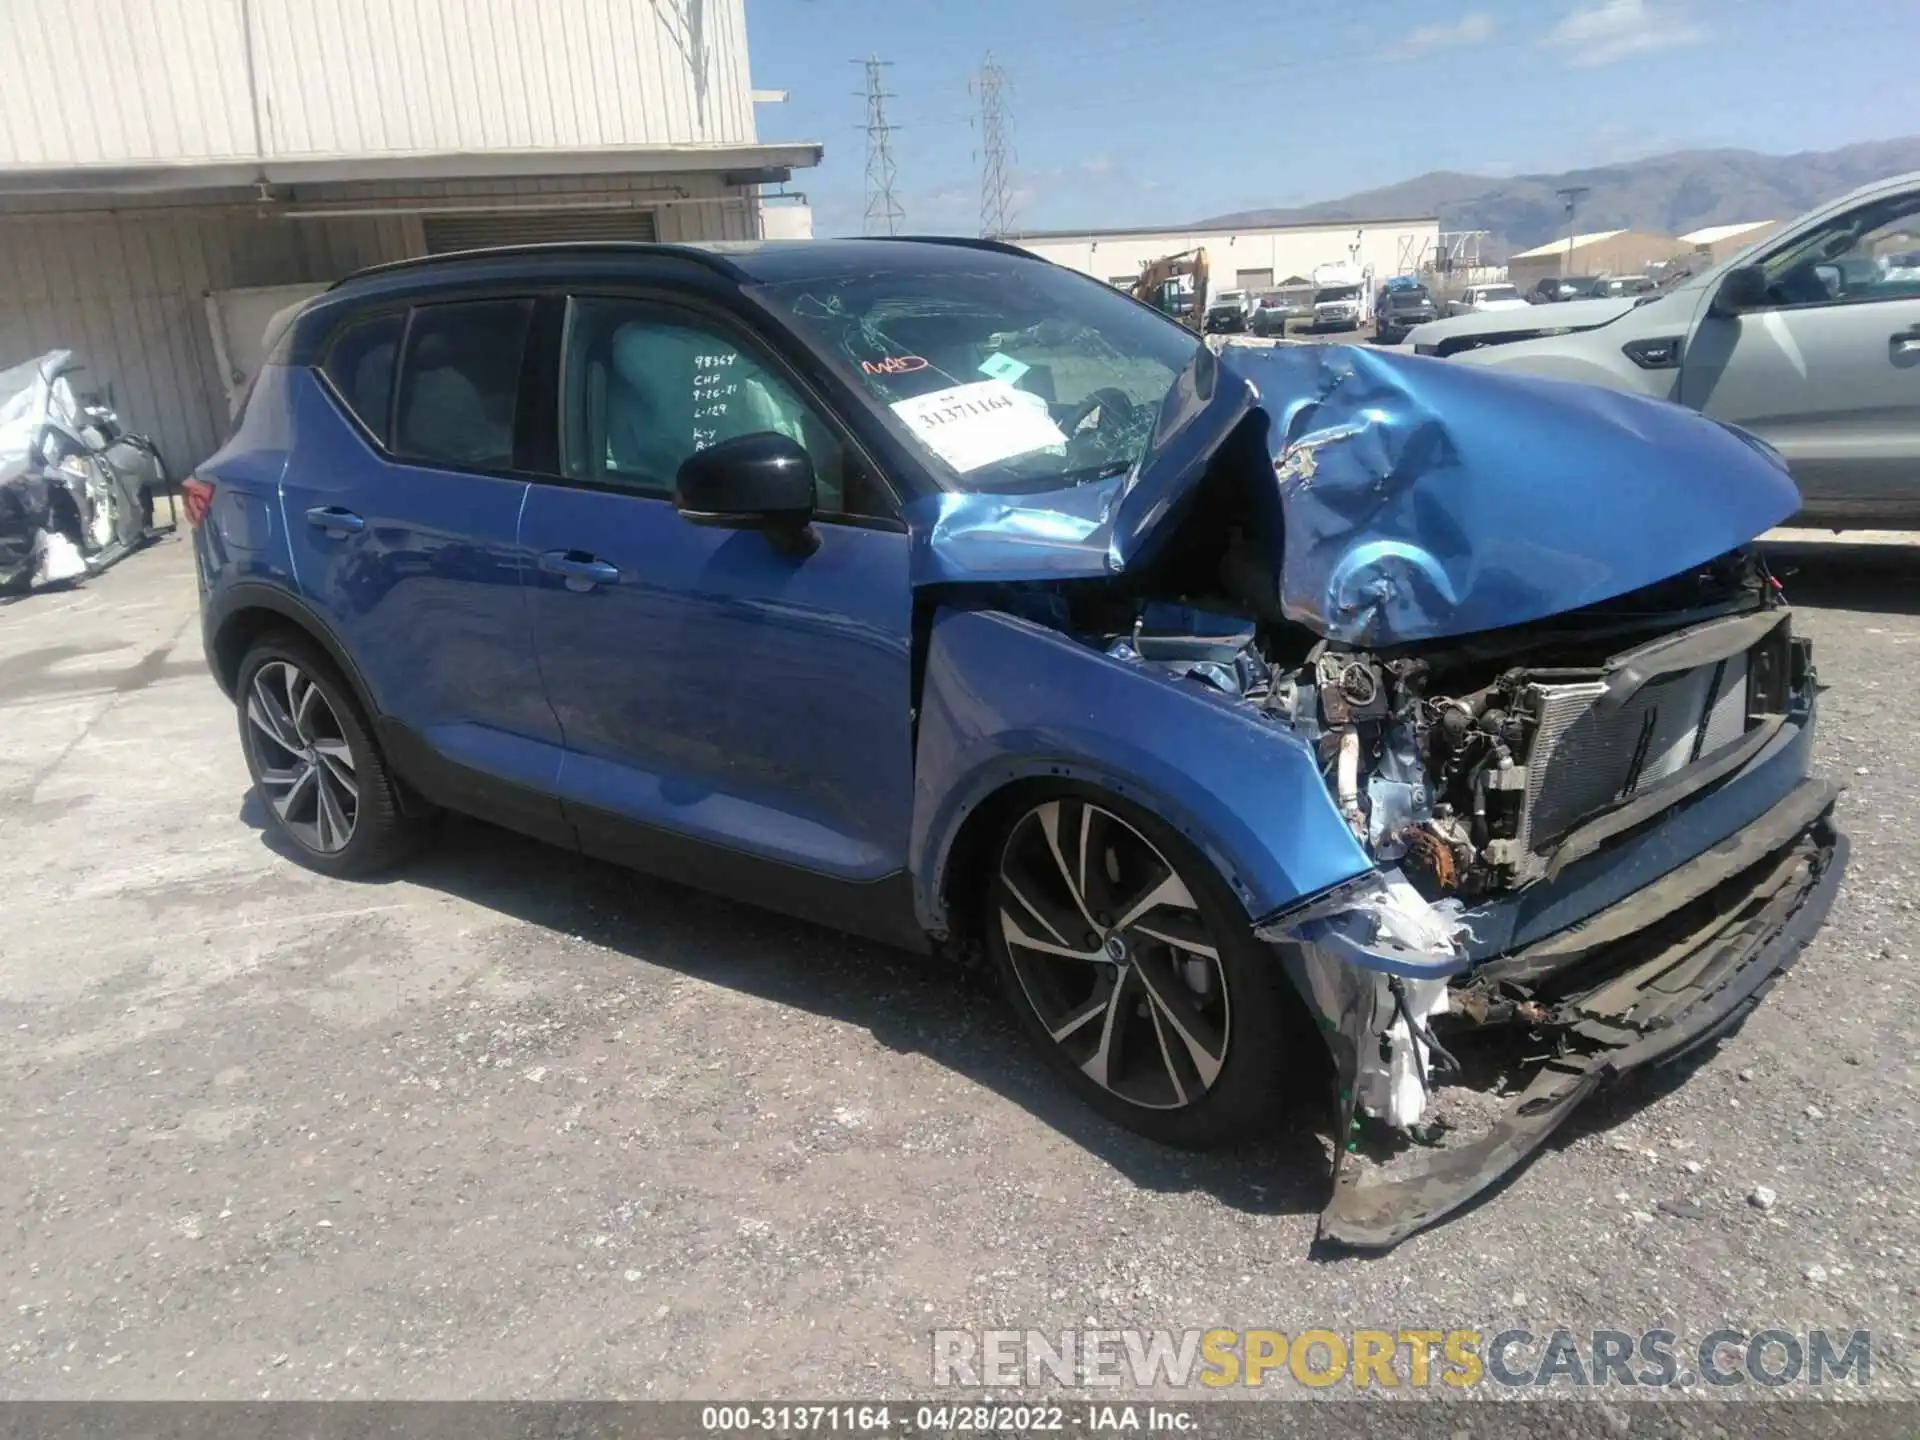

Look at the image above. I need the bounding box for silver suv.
[1405,170,1920,527]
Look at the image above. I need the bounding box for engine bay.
[1064,544,1785,901]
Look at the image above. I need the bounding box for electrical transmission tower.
[855,55,904,236]
[973,53,1015,239]
[1556,185,1590,273]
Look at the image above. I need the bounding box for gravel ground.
[1,534,1915,1403]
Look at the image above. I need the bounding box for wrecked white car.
[0,351,167,595]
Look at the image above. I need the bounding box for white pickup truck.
[1445,283,1528,317]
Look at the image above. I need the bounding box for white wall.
[0,0,756,172]
[760,200,815,239]
[1018,220,1441,301]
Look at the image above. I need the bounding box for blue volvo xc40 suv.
[191,238,1843,1249]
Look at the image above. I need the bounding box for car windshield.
[1387,288,1430,304]
[1315,285,1360,302]
[751,264,1202,495]
[1479,285,1519,300]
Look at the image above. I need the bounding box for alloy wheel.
[244,660,359,854]
[998,799,1231,1111]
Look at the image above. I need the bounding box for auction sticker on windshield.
[889,379,1066,473]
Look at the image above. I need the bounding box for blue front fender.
[909,607,1371,936]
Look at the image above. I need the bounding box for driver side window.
[1761,193,1920,309]
[561,298,888,519]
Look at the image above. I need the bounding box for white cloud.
[1546,0,1710,67]
[1393,11,1496,58]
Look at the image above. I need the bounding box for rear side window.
[322,313,404,443]
[392,299,534,470]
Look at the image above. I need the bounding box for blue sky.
[743,0,1917,236]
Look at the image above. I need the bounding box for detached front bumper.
[1309,777,1844,1251]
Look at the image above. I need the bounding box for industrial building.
[1504,229,1686,290]
[1012,217,1443,301]
[0,0,818,471]
[1679,220,1783,267]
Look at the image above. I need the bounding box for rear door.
[280,295,568,839]
[517,292,916,924]
[1678,187,1920,523]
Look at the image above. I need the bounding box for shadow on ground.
[240,780,1768,1254]
[241,796,1339,1225]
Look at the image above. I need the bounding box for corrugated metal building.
[1012,218,1443,302]
[1678,220,1783,267]
[1505,229,1685,291]
[0,0,819,471]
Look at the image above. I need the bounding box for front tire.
[984,787,1301,1148]
[235,634,419,877]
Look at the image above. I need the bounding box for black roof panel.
[330,235,1043,294]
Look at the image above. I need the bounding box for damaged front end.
[1073,547,1841,1251]
[1249,585,1841,1251]
[1213,347,1844,1251]
[909,338,1840,1252]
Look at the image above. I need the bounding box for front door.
[518,296,916,931]
[1679,188,1920,523]
[279,297,567,838]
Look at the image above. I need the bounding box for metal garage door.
[422,210,659,253]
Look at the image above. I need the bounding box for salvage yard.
[3,534,1918,1398]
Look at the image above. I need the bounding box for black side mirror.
[674,432,817,548]
[1710,264,1769,318]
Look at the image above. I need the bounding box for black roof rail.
[865,234,1042,261]
[327,241,753,292]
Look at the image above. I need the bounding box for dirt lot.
[2,534,1917,1400]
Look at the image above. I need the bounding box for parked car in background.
[1,352,167,595]
[1529,276,1598,303]
[1373,281,1438,343]
[1585,274,1657,299]
[189,236,1840,1252]
[1404,169,1920,527]
[1205,288,1254,333]
[1446,283,1527,316]
[1250,292,1296,337]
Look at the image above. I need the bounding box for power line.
[854,55,904,237]
[972,53,1015,239]
[1556,186,1591,272]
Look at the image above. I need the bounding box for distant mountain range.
[1195,138,1920,258]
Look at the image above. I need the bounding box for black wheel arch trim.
[203,582,382,726]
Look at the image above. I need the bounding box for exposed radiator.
[1508,650,1756,881]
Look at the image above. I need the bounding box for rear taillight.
[181,475,215,527]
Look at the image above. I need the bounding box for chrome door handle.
[305,506,365,535]
[1892,325,1920,357]
[540,550,620,587]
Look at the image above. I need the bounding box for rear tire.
[235,633,420,878]
[984,785,1303,1149]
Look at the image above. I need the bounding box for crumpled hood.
[904,342,1798,647]
[1236,344,1799,644]
[903,343,1257,586]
